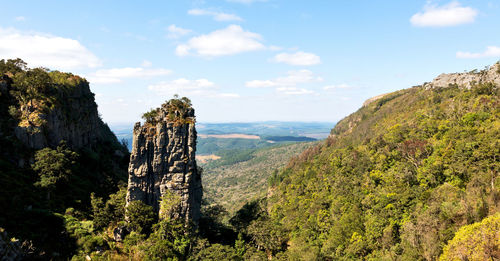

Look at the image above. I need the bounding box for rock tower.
[126,97,202,226]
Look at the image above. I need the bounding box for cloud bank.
[0,27,101,70]
[410,1,477,27]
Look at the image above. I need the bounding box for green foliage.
[229,199,266,232]
[143,95,195,126]
[164,95,194,125]
[0,59,128,259]
[32,142,78,201]
[191,243,241,261]
[141,219,193,260]
[91,186,127,231]
[440,213,500,260]
[126,200,156,234]
[247,218,287,256]
[141,108,159,124]
[160,190,182,220]
[202,142,315,214]
[199,204,237,245]
[0,58,27,76]
[265,83,500,259]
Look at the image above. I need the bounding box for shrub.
[126,201,155,234]
[440,213,500,260]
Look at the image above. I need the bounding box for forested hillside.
[201,141,316,214]
[0,59,129,258]
[261,65,500,259]
[1,59,498,260]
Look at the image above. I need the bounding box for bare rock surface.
[364,62,500,107]
[424,63,500,89]
[126,101,202,226]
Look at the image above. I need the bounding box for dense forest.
[264,72,500,259]
[0,59,129,259]
[1,59,499,260]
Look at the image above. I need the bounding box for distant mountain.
[110,121,333,152]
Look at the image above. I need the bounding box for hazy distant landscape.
[111,122,330,213]
[110,121,333,153]
[1,1,499,260]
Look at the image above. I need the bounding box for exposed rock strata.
[424,62,500,89]
[364,62,500,107]
[126,102,202,226]
[2,79,111,151]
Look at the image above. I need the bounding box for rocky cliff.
[363,62,500,107]
[0,63,119,153]
[0,59,129,259]
[12,80,108,151]
[424,62,500,89]
[126,98,202,226]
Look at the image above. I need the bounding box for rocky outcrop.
[126,100,202,226]
[12,81,105,150]
[424,62,500,89]
[364,63,500,107]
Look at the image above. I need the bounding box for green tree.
[90,186,127,231]
[191,243,240,261]
[141,108,159,124]
[12,67,51,108]
[159,190,181,220]
[440,213,500,261]
[126,200,155,234]
[247,218,287,258]
[32,142,78,201]
[0,58,27,75]
[142,219,193,260]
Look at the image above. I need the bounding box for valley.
[1,1,500,259]
[110,121,330,215]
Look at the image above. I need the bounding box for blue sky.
[1,0,499,123]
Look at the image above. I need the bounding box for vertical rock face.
[126,100,202,226]
[12,81,104,150]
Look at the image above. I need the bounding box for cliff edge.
[126,97,202,226]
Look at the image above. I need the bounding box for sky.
[1,0,499,124]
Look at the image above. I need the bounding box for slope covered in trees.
[262,65,500,259]
[2,59,499,260]
[0,59,129,258]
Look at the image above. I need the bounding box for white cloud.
[245,69,322,88]
[167,24,192,39]
[0,27,101,70]
[276,87,315,95]
[15,16,25,22]
[188,9,243,22]
[410,1,478,27]
[148,78,240,98]
[149,78,214,95]
[176,25,265,57]
[456,46,500,58]
[246,80,275,88]
[323,84,350,90]
[272,51,321,66]
[88,67,172,84]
